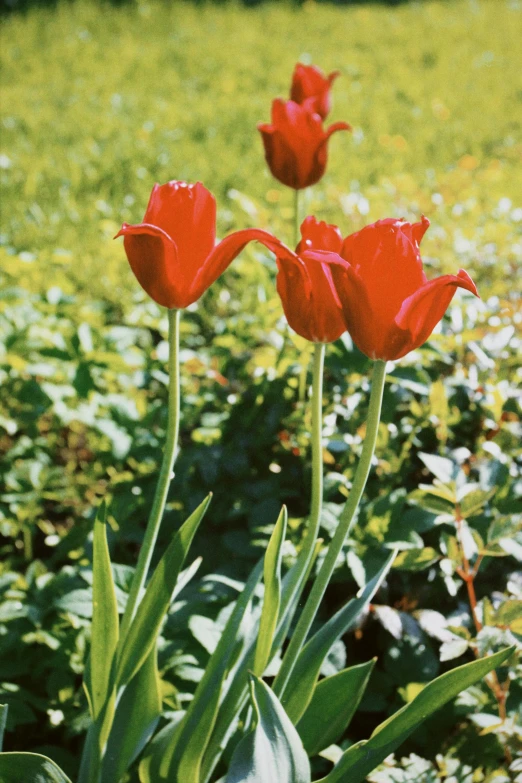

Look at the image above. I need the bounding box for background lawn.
[0,0,521,779]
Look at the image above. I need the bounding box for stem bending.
[274,359,387,698]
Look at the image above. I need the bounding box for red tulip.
[290,63,340,120]
[258,99,351,190]
[116,181,277,309]
[327,217,479,361]
[258,217,346,343]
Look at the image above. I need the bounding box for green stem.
[294,188,300,247]
[309,343,325,551]
[119,308,181,642]
[273,359,387,698]
[273,343,325,634]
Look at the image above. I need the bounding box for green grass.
[1,0,521,302]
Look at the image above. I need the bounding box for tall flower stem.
[119,308,181,641]
[309,343,325,544]
[273,360,387,698]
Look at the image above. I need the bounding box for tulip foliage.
[0,60,516,783]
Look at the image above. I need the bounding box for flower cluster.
[258,63,351,190]
[117,61,478,363]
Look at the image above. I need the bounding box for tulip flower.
[116,181,276,309]
[290,63,340,120]
[258,216,346,343]
[258,99,351,191]
[327,216,479,361]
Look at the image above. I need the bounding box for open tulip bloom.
[259,216,346,343]
[259,215,479,360]
[258,99,351,191]
[116,180,278,309]
[290,62,341,120]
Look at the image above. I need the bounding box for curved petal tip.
[457,269,480,298]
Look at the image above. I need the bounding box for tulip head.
[261,217,346,344]
[328,217,479,361]
[290,63,340,120]
[258,99,351,191]
[116,181,275,309]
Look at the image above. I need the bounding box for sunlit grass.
[1,0,521,304]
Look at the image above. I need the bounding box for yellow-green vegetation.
[0,1,521,779]
[1,0,521,302]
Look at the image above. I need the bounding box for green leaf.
[408,488,455,515]
[393,548,439,572]
[0,753,73,783]
[90,501,119,720]
[296,659,375,756]
[225,676,311,783]
[199,540,323,783]
[138,714,184,783]
[495,600,522,628]
[164,560,264,783]
[283,552,396,724]
[439,639,469,661]
[459,487,496,518]
[116,495,211,687]
[101,645,162,783]
[254,506,287,676]
[0,705,7,752]
[317,646,515,783]
[418,453,457,484]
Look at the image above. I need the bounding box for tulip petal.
[297,216,343,254]
[299,250,347,342]
[116,223,181,309]
[143,181,216,280]
[340,218,428,327]
[276,250,346,343]
[325,120,353,138]
[259,126,302,190]
[191,228,289,305]
[328,259,388,358]
[392,269,479,358]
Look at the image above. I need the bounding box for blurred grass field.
[1,0,521,304]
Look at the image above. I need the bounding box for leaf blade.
[0,753,73,783]
[225,676,311,783]
[115,495,211,687]
[101,645,162,783]
[318,646,515,783]
[254,506,287,676]
[90,501,119,720]
[296,659,375,756]
[283,551,396,724]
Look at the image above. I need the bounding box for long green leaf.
[116,495,211,687]
[200,539,323,783]
[138,713,185,783]
[297,659,375,756]
[165,560,263,783]
[283,551,396,724]
[0,704,7,752]
[101,645,162,783]
[254,506,287,675]
[318,646,515,783]
[0,752,73,783]
[90,501,119,720]
[225,675,311,783]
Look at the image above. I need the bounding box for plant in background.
[290,63,340,121]
[258,61,351,244]
[0,56,519,783]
